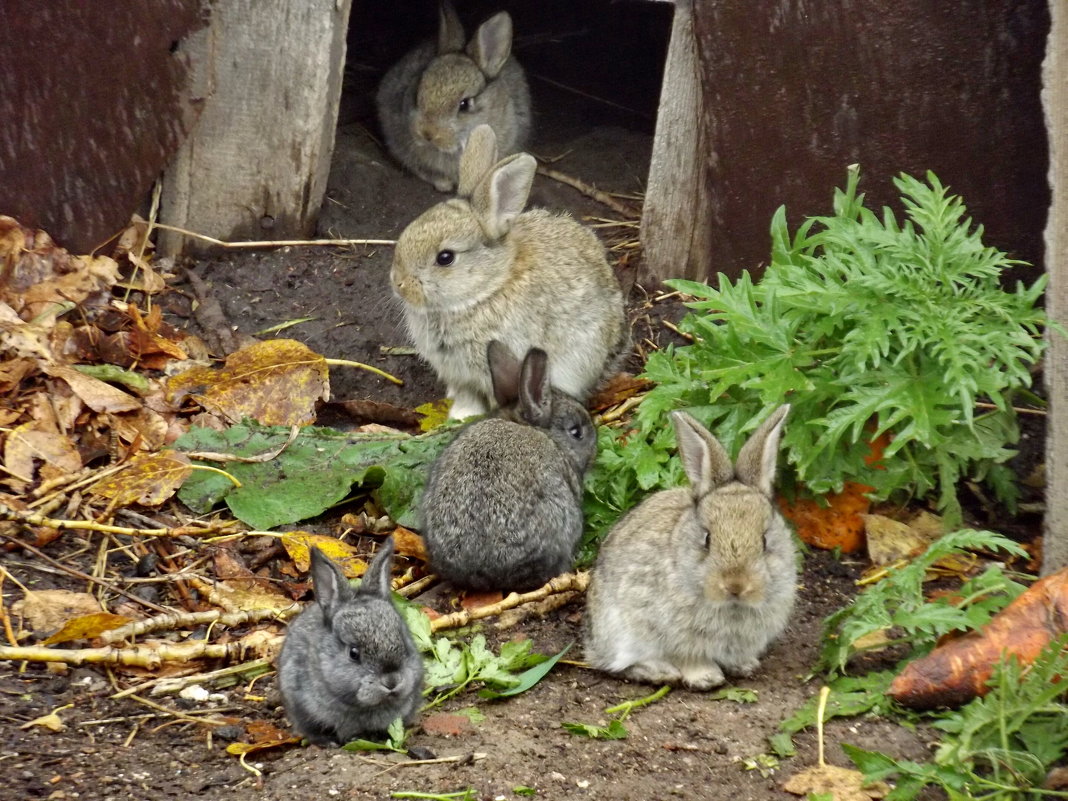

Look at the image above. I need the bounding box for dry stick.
[975,401,1047,416]
[429,571,589,632]
[396,573,437,599]
[0,634,272,668]
[0,534,171,614]
[100,605,298,645]
[28,463,127,507]
[140,658,275,698]
[495,590,581,630]
[0,507,229,539]
[151,222,395,250]
[128,692,230,728]
[370,752,488,779]
[0,568,20,647]
[535,166,641,219]
[595,393,647,425]
[183,425,302,464]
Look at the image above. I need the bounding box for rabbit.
[277,538,423,745]
[391,123,629,420]
[420,340,596,591]
[584,405,796,690]
[376,0,532,192]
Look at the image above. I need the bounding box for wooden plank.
[638,0,713,287]
[160,0,353,255]
[1043,0,1068,574]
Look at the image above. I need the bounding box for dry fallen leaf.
[44,364,141,414]
[2,422,82,486]
[166,339,329,426]
[863,513,934,567]
[20,705,73,733]
[281,532,368,578]
[783,763,889,800]
[42,612,134,645]
[13,590,103,636]
[225,719,301,754]
[88,450,192,507]
[391,525,429,563]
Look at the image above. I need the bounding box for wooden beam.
[638,0,713,288]
[159,0,353,256]
[1043,0,1068,574]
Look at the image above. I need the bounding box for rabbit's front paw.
[624,659,684,686]
[733,657,761,678]
[681,663,726,690]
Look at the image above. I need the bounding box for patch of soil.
[0,551,935,801]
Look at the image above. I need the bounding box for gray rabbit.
[376,0,531,192]
[420,341,595,591]
[585,406,796,689]
[277,538,423,745]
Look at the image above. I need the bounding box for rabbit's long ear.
[467,11,512,78]
[471,153,536,240]
[310,547,353,619]
[437,0,465,53]
[671,411,733,499]
[519,348,552,427]
[488,339,522,408]
[361,537,396,598]
[735,405,790,496]
[458,124,498,198]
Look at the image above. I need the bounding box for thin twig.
[0,632,281,668]
[151,222,394,250]
[324,358,404,386]
[661,319,695,342]
[535,166,640,218]
[0,509,233,539]
[975,401,1047,416]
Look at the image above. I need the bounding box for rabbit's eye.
[458,97,474,113]
[567,423,583,440]
[703,529,711,550]
[348,645,361,663]
[436,250,455,266]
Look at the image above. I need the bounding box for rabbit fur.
[584,405,796,689]
[391,124,628,420]
[376,0,531,192]
[277,538,423,745]
[420,341,596,591]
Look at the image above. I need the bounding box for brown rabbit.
[391,124,628,419]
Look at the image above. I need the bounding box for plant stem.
[604,685,671,718]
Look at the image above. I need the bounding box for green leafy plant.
[563,685,671,741]
[583,166,1046,545]
[845,638,1068,800]
[818,528,1028,676]
[394,596,566,710]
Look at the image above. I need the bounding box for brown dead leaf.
[20,706,71,733]
[392,525,429,563]
[587,373,655,412]
[226,719,301,754]
[127,303,187,361]
[783,763,889,800]
[3,422,81,486]
[0,216,121,320]
[211,578,294,613]
[107,407,171,450]
[421,712,475,737]
[863,513,934,567]
[166,339,329,426]
[87,450,192,507]
[281,532,368,578]
[13,590,103,636]
[42,612,134,645]
[44,364,141,414]
[0,357,36,393]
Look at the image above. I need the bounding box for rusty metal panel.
[690,0,1050,279]
[0,0,205,252]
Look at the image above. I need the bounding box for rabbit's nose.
[721,573,752,599]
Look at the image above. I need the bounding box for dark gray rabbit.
[420,341,596,591]
[277,538,423,745]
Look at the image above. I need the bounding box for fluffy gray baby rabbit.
[585,405,795,689]
[277,538,423,745]
[392,123,628,420]
[376,0,531,192]
[421,341,596,591]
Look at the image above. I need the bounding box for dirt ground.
[0,4,1022,798]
